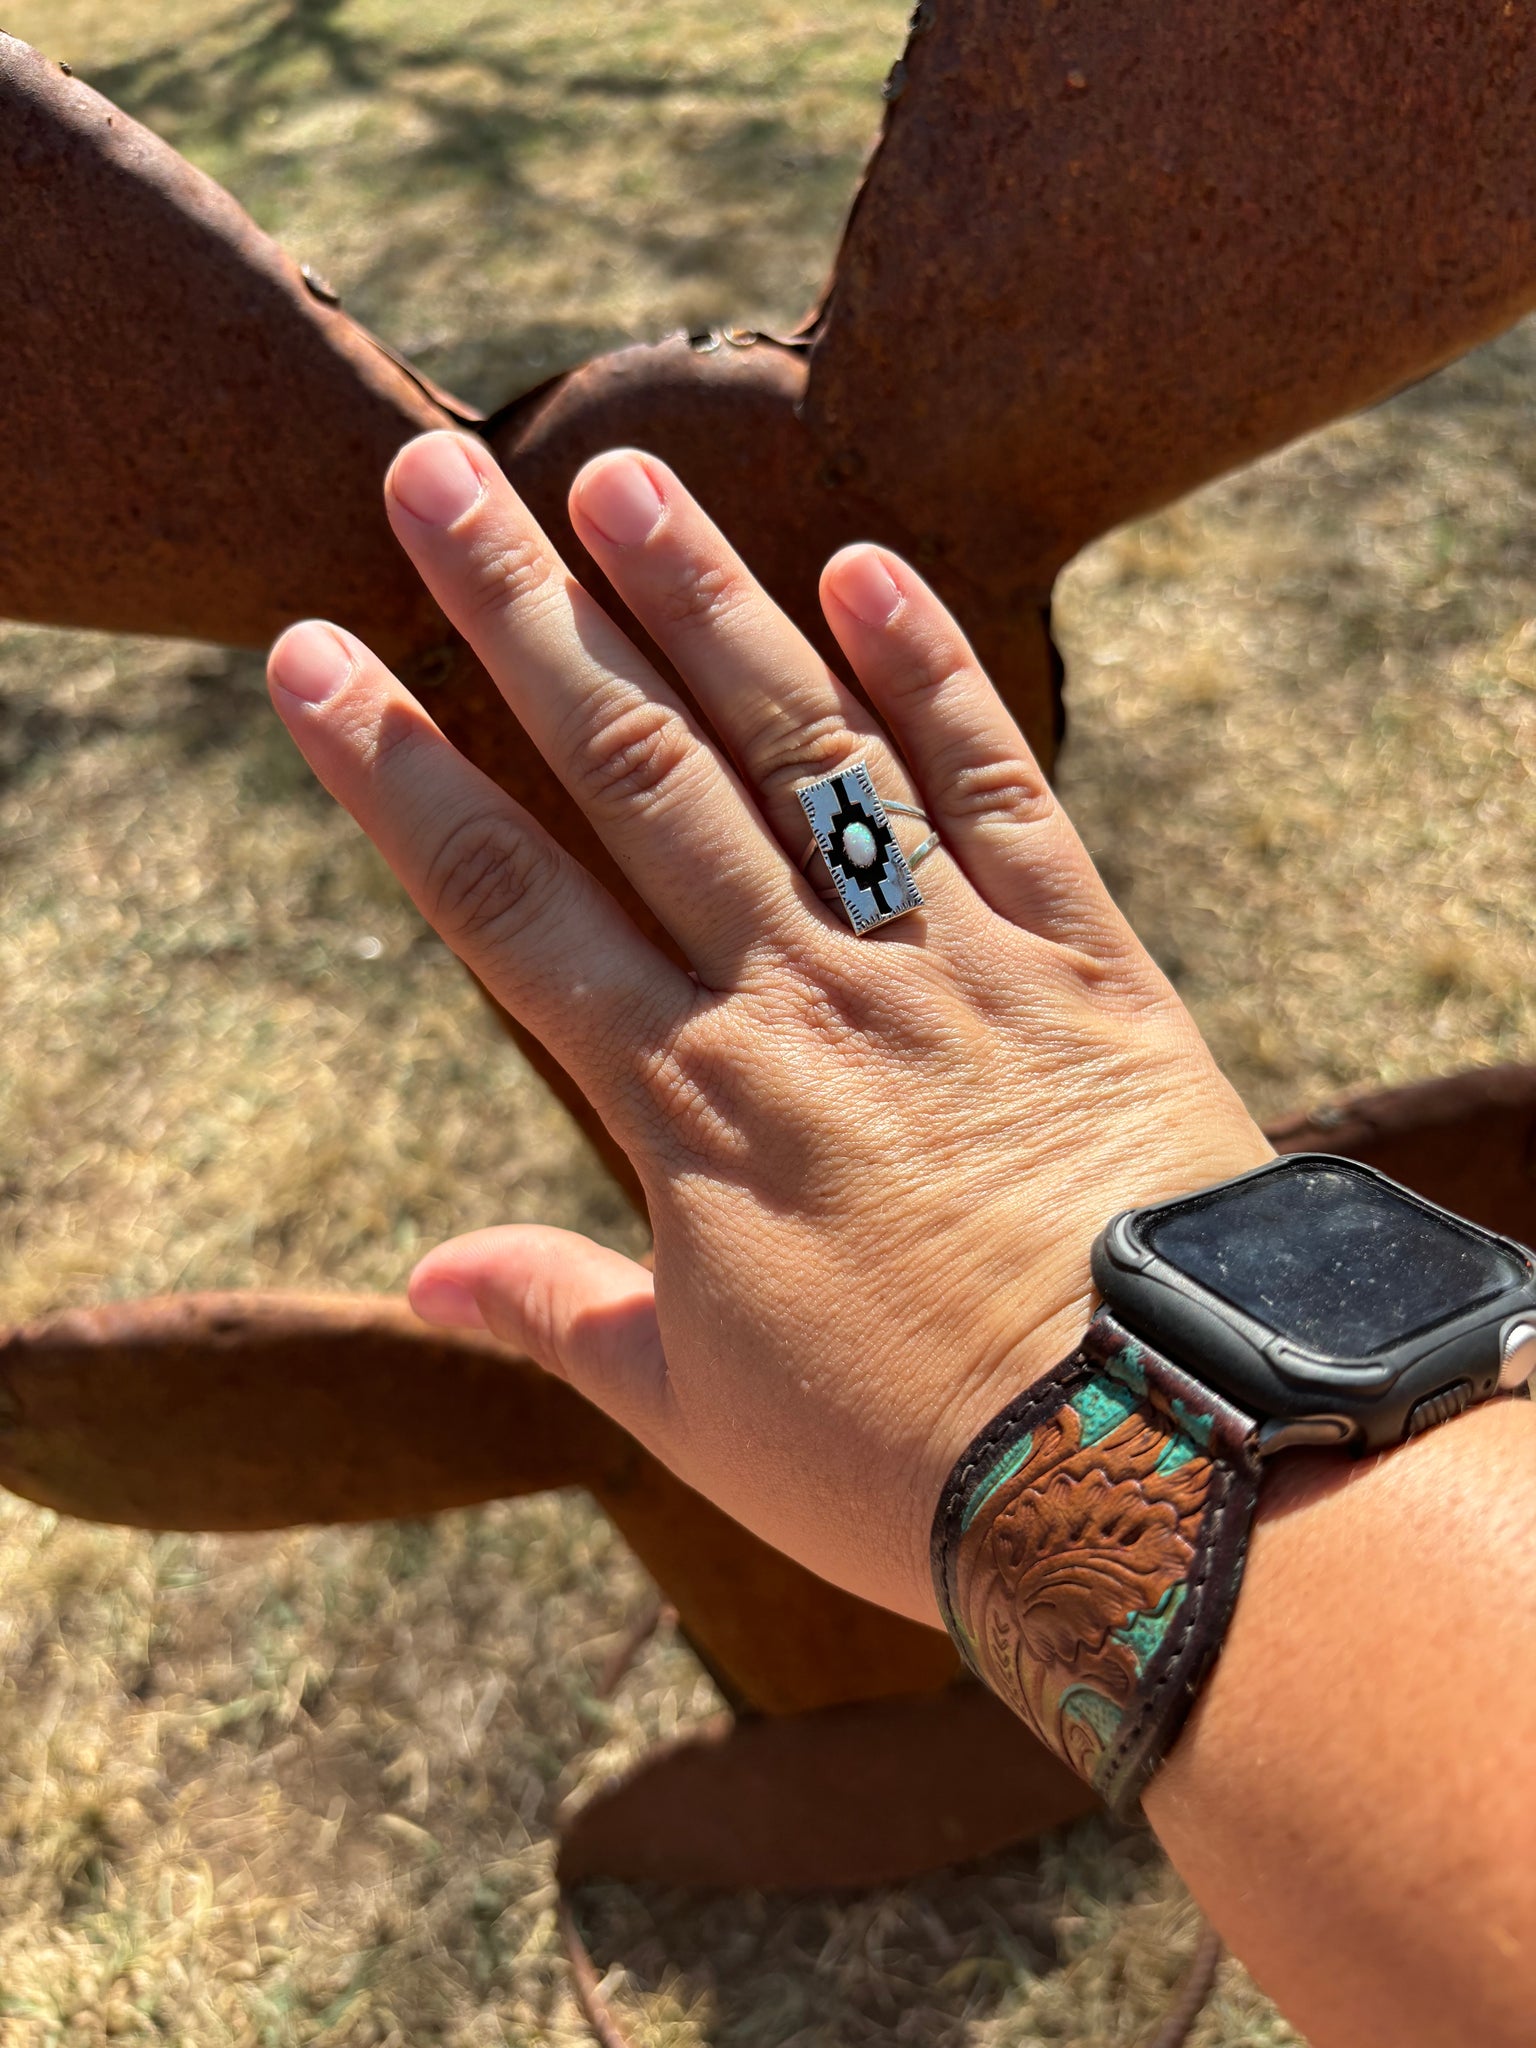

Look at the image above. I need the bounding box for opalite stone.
[842,821,878,869]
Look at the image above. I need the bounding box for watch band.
[930,1310,1262,1814]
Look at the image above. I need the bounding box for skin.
[1153,1409,1534,2048]
[267,432,1535,2048]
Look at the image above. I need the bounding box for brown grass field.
[2,1,1534,2042]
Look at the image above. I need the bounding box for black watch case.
[1092,1153,1536,1455]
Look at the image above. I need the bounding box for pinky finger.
[819,546,1127,955]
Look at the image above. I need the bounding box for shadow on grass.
[0,639,342,804]
[559,1820,1163,2048]
[0,694,127,800]
[76,0,868,403]
[85,0,545,154]
[175,647,343,809]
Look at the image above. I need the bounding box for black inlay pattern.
[825,774,901,917]
[797,763,922,933]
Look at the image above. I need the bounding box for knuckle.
[942,749,1054,826]
[567,692,699,815]
[629,1021,751,1173]
[422,811,564,952]
[460,530,553,627]
[747,706,867,804]
[886,650,973,705]
[361,699,430,781]
[652,558,744,633]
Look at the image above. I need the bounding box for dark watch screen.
[1143,1161,1521,1357]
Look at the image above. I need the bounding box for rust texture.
[9,12,1536,1183]
[9,11,1536,1184]
[557,1684,1095,1890]
[809,0,1536,594]
[0,34,460,666]
[14,4,1536,790]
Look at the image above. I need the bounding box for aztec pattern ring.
[795,762,937,934]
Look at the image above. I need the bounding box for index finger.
[266,617,694,1119]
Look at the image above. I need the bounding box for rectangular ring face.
[796,762,923,934]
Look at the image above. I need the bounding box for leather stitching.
[1099,1456,1236,1810]
[931,1316,1259,1809]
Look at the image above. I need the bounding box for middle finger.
[385,431,803,984]
[568,450,957,911]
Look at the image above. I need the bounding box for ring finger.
[568,450,962,927]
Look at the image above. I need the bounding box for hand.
[266,432,1270,1622]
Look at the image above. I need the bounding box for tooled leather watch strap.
[931,1310,1262,1814]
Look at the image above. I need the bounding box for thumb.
[409,1226,669,1442]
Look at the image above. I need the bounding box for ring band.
[794,762,940,935]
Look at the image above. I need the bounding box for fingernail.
[829,550,902,627]
[269,621,353,705]
[409,1273,486,1330]
[576,453,664,547]
[390,433,484,526]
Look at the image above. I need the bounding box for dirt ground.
[2,2,1533,2043]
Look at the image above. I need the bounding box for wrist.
[900,1267,1100,1626]
[925,1144,1536,1816]
[1142,1397,1536,2048]
[903,1131,1274,1624]
[905,1124,1272,1620]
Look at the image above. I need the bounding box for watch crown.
[1498,1321,1536,1391]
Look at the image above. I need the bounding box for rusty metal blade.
[558,1685,1096,1891]
[587,1433,960,1718]
[0,33,460,663]
[808,0,1536,592]
[0,27,1060,766]
[0,1290,627,1527]
[0,1289,961,1715]
[10,7,1536,810]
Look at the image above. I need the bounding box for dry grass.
[1,0,1533,2041]
[1054,335,1536,1121]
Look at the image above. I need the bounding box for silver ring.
[794,762,941,935]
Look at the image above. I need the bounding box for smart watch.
[931,1154,1536,1813]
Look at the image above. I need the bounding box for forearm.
[1143,1396,1536,2048]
